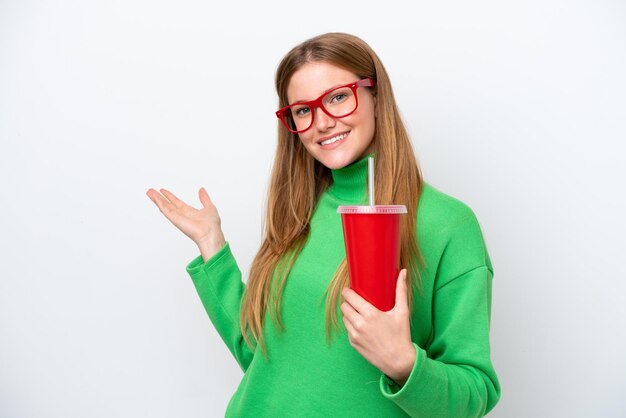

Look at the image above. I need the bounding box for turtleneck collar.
[328,152,375,203]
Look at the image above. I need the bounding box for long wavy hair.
[240,32,424,359]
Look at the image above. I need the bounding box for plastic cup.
[337,205,407,311]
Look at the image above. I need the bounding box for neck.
[328,152,375,202]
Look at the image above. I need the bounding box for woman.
[146,32,500,417]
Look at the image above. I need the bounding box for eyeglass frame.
[275,77,376,134]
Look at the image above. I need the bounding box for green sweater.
[185,155,500,417]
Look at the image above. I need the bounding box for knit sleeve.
[379,210,501,417]
[185,241,255,372]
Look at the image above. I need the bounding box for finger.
[340,307,356,334]
[151,190,188,222]
[147,189,174,213]
[341,312,362,348]
[198,187,213,209]
[342,287,377,315]
[340,300,361,327]
[160,188,185,209]
[394,269,409,310]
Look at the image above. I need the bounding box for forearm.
[186,242,254,371]
[380,344,499,418]
[380,266,500,416]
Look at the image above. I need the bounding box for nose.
[313,106,336,132]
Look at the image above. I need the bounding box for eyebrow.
[290,82,348,105]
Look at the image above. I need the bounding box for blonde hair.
[241,32,424,359]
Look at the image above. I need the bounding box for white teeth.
[320,133,348,146]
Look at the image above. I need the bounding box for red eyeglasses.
[275,78,376,134]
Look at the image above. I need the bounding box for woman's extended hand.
[340,269,416,386]
[146,187,225,260]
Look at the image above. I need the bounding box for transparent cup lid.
[337,205,407,214]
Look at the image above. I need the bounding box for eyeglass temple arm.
[357,78,376,87]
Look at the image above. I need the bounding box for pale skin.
[145,187,225,263]
[146,60,416,387]
[341,269,416,386]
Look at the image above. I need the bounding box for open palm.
[146,187,222,246]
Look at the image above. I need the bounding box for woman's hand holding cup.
[146,187,226,262]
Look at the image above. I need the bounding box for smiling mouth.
[319,131,350,146]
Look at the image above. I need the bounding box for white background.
[1,0,625,417]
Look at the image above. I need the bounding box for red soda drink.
[337,205,407,311]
